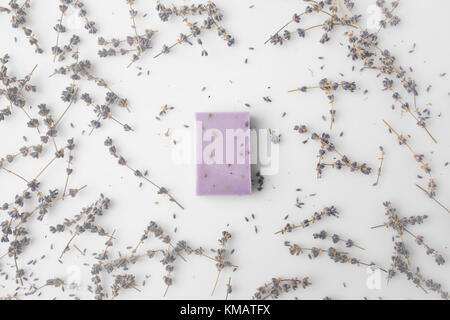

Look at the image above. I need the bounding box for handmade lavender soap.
[196,112,251,195]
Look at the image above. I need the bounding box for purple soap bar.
[196,112,251,195]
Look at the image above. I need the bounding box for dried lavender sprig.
[90,248,161,300]
[382,203,448,298]
[98,0,158,68]
[92,221,197,298]
[137,222,191,297]
[95,229,116,261]
[211,231,233,296]
[97,29,156,68]
[49,59,130,111]
[49,194,111,260]
[111,274,140,299]
[33,141,73,182]
[371,215,428,231]
[9,64,39,133]
[53,34,80,63]
[415,185,449,215]
[252,277,311,300]
[382,201,417,269]
[54,87,79,129]
[154,1,234,59]
[16,185,86,226]
[127,0,148,68]
[1,0,43,53]
[80,93,133,134]
[294,125,372,178]
[157,1,227,20]
[347,4,436,143]
[58,60,80,119]
[0,143,44,166]
[128,1,142,54]
[49,194,110,234]
[285,241,387,273]
[72,0,98,34]
[62,138,75,198]
[132,221,185,259]
[376,202,445,266]
[96,250,161,272]
[289,78,357,129]
[376,0,401,33]
[181,0,235,48]
[153,33,194,59]
[264,1,359,46]
[1,139,76,217]
[50,54,132,136]
[388,238,427,293]
[0,55,38,127]
[179,12,209,57]
[275,206,339,235]
[382,120,448,214]
[2,183,86,287]
[380,76,437,144]
[414,267,449,300]
[53,0,98,61]
[267,1,436,143]
[193,246,238,270]
[104,137,184,210]
[52,3,67,62]
[35,103,55,150]
[404,228,445,266]
[1,188,32,219]
[27,278,67,297]
[313,230,365,250]
[264,12,306,45]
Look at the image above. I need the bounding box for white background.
[0,0,449,300]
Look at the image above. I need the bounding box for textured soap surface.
[196,112,251,195]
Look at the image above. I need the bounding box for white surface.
[0,0,449,300]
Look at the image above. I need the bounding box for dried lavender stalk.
[313,230,365,250]
[275,206,339,234]
[289,78,357,129]
[266,0,436,143]
[383,120,449,215]
[50,52,132,136]
[98,0,156,68]
[253,277,311,300]
[49,194,111,261]
[0,55,38,127]
[111,274,139,299]
[104,137,184,210]
[154,1,234,58]
[376,202,445,266]
[0,0,42,53]
[52,0,97,61]
[285,241,386,273]
[1,180,86,288]
[378,202,448,299]
[210,231,232,296]
[81,92,133,134]
[294,125,372,178]
[88,221,235,299]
